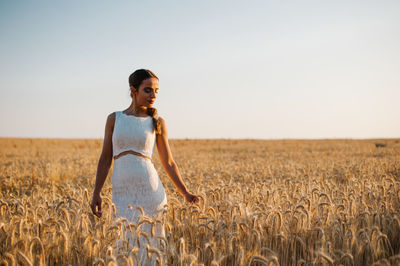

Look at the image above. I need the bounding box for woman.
[90,69,199,263]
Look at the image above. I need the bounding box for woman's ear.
[130,85,136,97]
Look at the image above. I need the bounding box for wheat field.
[0,138,399,265]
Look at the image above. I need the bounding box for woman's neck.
[126,102,148,116]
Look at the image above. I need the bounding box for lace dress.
[111,110,167,264]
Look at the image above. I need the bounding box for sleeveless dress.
[111,111,168,265]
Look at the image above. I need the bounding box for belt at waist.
[113,150,151,160]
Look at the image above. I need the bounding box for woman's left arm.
[156,117,199,204]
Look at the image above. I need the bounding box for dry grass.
[0,137,400,265]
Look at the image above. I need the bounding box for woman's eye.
[144,88,158,94]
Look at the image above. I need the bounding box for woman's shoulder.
[104,112,117,130]
[157,116,168,134]
[107,112,117,120]
[157,116,167,127]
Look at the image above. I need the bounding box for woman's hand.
[90,192,102,218]
[184,192,200,204]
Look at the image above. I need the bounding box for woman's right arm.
[90,112,115,218]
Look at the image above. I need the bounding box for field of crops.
[1,138,399,265]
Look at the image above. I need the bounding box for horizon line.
[0,136,398,141]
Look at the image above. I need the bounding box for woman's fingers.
[192,195,200,204]
[186,193,200,204]
[96,202,102,217]
[90,196,102,218]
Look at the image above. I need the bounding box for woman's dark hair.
[129,69,162,135]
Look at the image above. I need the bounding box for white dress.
[111,111,168,265]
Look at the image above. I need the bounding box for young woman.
[90,69,199,263]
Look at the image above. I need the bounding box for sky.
[0,1,399,139]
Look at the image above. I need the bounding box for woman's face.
[132,77,159,108]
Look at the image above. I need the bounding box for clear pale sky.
[1,1,399,139]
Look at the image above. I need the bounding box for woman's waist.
[113,149,152,160]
